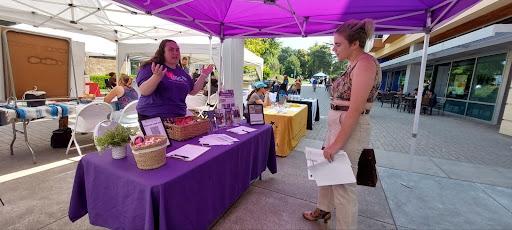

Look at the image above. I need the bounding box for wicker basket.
[130,135,167,170]
[164,117,210,141]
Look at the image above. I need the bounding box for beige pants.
[318,109,371,229]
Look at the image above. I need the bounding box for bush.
[90,75,110,89]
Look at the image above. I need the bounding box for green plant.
[96,125,132,150]
[90,75,110,89]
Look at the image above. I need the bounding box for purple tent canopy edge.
[114,0,481,38]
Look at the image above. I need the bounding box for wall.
[499,54,512,136]
[85,56,116,75]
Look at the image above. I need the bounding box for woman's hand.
[151,62,167,79]
[323,145,339,163]
[201,64,215,77]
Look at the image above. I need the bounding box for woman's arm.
[104,86,123,103]
[190,65,214,95]
[139,63,166,96]
[323,56,376,162]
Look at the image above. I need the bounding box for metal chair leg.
[65,132,75,155]
[23,121,36,164]
[10,122,16,156]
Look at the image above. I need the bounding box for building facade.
[370,0,512,136]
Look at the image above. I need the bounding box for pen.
[173,154,189,159]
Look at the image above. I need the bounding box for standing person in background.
[325,77,332,92]
[312,78,318,92]
[302,19,381,229]
[181,56,190,74]
[282,75,289,91]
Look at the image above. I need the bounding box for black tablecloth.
[287,99,320,130]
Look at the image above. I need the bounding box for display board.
[5,30,70,99]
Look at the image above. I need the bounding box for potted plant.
[96,125,132,159]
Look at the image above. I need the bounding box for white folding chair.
[117,100,139,128]
[66,102,113,156]
[93,120,119,151]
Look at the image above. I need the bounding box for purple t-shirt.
[136,64,194,118]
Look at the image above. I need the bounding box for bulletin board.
[5,30,70,99]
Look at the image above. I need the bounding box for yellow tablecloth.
[264,104,308,156]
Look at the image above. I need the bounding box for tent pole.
[207,35,212,106]
[412,14,431,138]
[115,41,120,82]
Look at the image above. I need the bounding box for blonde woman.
[104,74,139,110]
[303,19,381,229]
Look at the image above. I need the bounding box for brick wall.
[85,56,116,75]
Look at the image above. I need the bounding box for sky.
[12,24,333,56]
[277,36,333,50]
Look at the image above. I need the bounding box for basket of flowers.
[130,135,168,170]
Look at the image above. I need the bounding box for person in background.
[203,77,218,96]
[192,69,201,81]
[325,77,332,92]
[312,78,318,92]
[136,39,214,124]
[181,56,190,74]
[247,81,271,106]
[302,19,381,229]
[104,74,138,110]
[295,78,302,95]
[107,72,117,89]
[282,75,289,91]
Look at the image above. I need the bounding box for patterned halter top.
[330,54,382,103]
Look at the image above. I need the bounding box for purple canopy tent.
[115,0,480,137]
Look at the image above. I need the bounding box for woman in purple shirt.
[136,39,214,122]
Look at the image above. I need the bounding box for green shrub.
[90,75,110,89]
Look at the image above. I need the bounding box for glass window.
[444,99,467,115]
[424,66,433,90]
[466,103,494,121]
[433,63,451,98]
[446,59,475,100]
[469,54,507,103]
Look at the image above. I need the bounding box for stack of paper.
[199,134,239,146]
[167,144,210,161]
[227,126,257,134]
[305,147,356,186]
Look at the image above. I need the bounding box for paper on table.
[227,126,257,134]
[167,144,210,161]
[305,147,356,186]
[199,134,239,145]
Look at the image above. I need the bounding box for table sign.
[140,117,171,146]
[247,104,265,125]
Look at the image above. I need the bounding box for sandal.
[303,208,331,223]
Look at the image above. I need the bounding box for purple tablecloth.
[69,124,277,230]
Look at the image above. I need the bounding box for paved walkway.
[1,85,512,229]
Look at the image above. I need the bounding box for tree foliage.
[245,39,344,79]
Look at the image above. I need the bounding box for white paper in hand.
[305,147,356,186]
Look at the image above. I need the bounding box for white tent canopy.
[117,42,263,78]
[0,0,204,42]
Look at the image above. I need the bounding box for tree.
[245,38,282,79]
[296,49,309,77]
[278,47,294,73]
[330,60,348,76]
[307,44,333,77]
[282,54,301,77]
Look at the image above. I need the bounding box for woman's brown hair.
[141,39,182,68]
[335,19,375,49]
